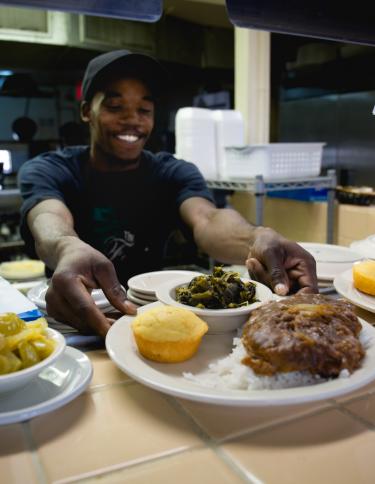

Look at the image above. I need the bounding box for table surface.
[2,303,375,484]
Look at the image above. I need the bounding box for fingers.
[92,261,137,316]
[247,251,289,296]
[47,277,112,338]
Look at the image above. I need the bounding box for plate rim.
[0,346,93,425]
[106,313,375,406]
[334,268,375,314]
[127,270,203,296]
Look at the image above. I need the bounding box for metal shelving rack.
[206,169,337,244]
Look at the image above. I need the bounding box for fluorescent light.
[0,70,13,76]
[0,150,12,174]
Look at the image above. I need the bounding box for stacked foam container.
[174,107,244,179]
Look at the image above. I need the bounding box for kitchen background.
[0,0,374,262]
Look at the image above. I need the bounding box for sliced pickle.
[17,341,41,368]
[31,338,55,359]
[0,313,26,336]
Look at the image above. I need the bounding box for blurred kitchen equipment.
[222,142,325,180]
[212,110,244,180]
[336,185,375,206]
[12,116,37,142]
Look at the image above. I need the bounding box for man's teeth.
[117,134,139,143]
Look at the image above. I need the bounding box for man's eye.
[139,108,152,115]
[106,104,122,112]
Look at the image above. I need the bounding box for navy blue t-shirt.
[18,146,214,284]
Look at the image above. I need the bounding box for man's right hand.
[45,238,137,338]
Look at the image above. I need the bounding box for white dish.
[27,281,116,310]
[106,312,375,406]
[350,235,375,260]
[127,288,157,302]
[126,290,153,306]
[299,242,363,281]
[0,346,92,425]
[156,275,273,334]
[0,327,66,393]
[334,268,375,313]
[127,270,202,296]
[0,260,45,281]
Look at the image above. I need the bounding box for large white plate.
[27,280,113,311]
[334,268,375,313]
[127,270,202,296]
[299,242,362,281]
[0,346,93,425]
[106,312,375,406]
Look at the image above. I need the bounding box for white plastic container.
[212,110,244,179]
[223,142,325,180]
[175,107,217,178]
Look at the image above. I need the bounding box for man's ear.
[80,101,91,123]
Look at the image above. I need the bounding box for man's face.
[82,77,155,170]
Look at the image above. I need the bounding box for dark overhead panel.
[226,0,375,46]
[0,0,162,22]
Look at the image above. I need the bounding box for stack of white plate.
[127,270,202,306]
[298,242,363,286]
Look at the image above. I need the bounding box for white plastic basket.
[222,142,325,180]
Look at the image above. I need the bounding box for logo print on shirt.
[105,230,135,262]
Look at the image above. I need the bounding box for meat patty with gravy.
[241,294,365,377]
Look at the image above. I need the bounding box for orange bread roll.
[353,260,375,296]
[132,305,208,363]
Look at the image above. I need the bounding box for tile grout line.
[334,399,375,430]
[219,402,340,444]
[21,421,49,484]
[211,446,265,484]
[163,395,254,483]
[52,446,206,484]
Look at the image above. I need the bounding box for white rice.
[183,330,371,391]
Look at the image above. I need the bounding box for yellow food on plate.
[131,305,208,363]
[0,313,55,375]
[353,260,375,296]
[0,260,45,280]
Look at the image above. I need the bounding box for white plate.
[299,242,363,281]
[0,260,45,281]
[127,288,157,302]
[127,270,202,296]
[334,268,375,313]
[0,346,92,425]
[0,327,66,393]
[126,290,153,306]
[27,281,115,310]
[350,235,375,260]
[106,311,375,406]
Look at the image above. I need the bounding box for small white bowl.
[156,275,273,334]
[0,327,66,393]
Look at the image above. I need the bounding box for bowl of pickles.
[0,313,65,393]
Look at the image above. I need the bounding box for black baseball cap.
[81,49,168,102]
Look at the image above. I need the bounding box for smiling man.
[18,50,317,337]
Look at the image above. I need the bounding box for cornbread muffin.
[132,305,208,363]
[353,260,375,296]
